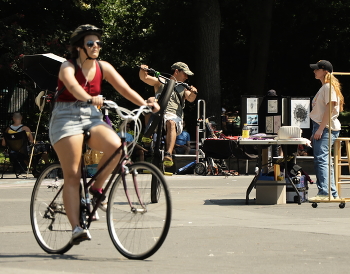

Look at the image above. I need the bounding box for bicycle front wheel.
[107,162,172,260]
[30,163,72,254]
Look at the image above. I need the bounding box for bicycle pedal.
[163,160,173,167]
[163,172,173,176]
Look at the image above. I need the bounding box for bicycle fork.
[121,164,147,213]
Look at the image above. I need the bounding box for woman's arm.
[103,61,159,111]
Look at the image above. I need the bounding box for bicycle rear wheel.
[107,161,172,260]
[30,163,72,254]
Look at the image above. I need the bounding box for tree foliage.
[2,0,350,134]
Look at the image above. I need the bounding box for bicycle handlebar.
[140,66,198,94]
[102,100,152,121]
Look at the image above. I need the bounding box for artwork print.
[291,99,310,128]
[267,100,278,113]
[247,98,258,113]
[266,116,273,133]
[247,114,258,125]
[248,126,258,135]
[273,115,281,133]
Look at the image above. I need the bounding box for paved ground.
[1,172,350,274]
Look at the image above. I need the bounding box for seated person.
[173,121,195,155]
[117,129,148,162]
[2,112,34,173]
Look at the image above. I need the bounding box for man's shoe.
[308,195,330,202]
[163,152,173,167]
[89,188,107,212]
[70,226,91,245]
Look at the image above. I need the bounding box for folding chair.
[2,131,29,178]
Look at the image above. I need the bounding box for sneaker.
[333,196,340,200]
[70,226,91,245]
[89,188,107,212]
[88,210,100,221]
[163,152,173,167]
[308,195,330,202]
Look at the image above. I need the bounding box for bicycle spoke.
[30,163,73,254]
[107,162,171,260]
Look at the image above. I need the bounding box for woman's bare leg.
[87,125,122,189]
[53,134,84,229]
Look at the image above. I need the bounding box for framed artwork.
[247,114,258,125]
[267,100,278,113]
[266,116,273,133]
[248,126,259,135]
[273,115,281,133]
[265,115,281,134]
[247,98,258,113]
[290,98,310,128]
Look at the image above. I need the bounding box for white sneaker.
[308,195,330,202]
[70,226,91,245]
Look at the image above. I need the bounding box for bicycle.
[142,67,195,172]
[30,100,172,260]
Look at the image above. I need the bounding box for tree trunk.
[245,0,274,96]
[194,0,221,126]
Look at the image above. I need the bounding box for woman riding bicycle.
[49,24,159,245]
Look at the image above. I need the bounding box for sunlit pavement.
[1,173,350,274]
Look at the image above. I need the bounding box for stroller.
[195,139,239,176]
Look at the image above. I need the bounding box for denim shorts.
[49,101,106,145]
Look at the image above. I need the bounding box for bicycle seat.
[84,130,91,142]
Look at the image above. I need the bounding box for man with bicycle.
[139,62,198,166]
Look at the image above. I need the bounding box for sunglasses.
[86,40,103,48]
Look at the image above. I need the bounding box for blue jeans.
[312,121,339,196]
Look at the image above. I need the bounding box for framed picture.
[290,98,310,128]
[247,98,258,113]
[248,126,259,135]
[247,114,258,125]
[266,116,273,133]
[265,115,281,134]
[267,99,278,113]
[273,115,281,133]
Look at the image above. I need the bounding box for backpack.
[48,59,103,111]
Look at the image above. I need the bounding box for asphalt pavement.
[1,172,350,274]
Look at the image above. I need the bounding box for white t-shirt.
[310,83,341,131]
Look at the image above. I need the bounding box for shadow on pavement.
[204,199,252,206]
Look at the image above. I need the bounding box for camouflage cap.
[171,62,194,76]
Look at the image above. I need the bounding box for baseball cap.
[267,89,277,96]
[309,60,333,73]
[171,62,194,76]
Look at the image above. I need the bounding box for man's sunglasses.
[86,41,103,48]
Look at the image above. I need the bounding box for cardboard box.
[256,180,286,205]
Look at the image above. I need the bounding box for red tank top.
[56,60,102,102]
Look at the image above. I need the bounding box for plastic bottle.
[177,161,196,174]
[242,123,250,139]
